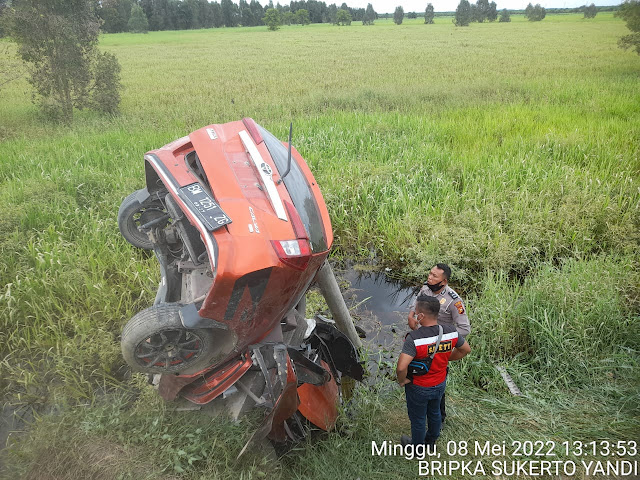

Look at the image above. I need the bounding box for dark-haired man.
[407,263,470,423]
[397,295,470,446]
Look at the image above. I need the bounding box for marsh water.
[339,268,418,354]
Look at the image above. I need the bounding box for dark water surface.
[340,268,418,353]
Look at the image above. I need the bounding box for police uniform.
[409,284,470,337]
[409,283,470,422]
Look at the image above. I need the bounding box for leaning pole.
[315,260,363,349]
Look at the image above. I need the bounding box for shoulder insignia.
[454,301,465,315]
[449,290,459,300]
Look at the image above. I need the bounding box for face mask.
[426,282,443,292]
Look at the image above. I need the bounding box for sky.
[344,0,620,12]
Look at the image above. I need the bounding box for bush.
[262,8,281,30]
[583,3,598,18]
[499,8,511,21]
[91,52,122,115]
[296,8,311,25]
[335,8,352,25]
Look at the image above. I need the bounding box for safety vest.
[406,324,460,387]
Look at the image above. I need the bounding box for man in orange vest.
[397,294,471,446]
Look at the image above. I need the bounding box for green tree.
[0,0,7,37]
[499,8,511,21]
[221,0,239,26]
[250,0,264,25]
[128,4,149,33]
[362,3,376,25]
[335,8,352,25]
[475,0,489,22]
[424,3,435,23]
[98,5,123,33]
[583,3,597,18]
[525,2,545,21]
[525,2,534,18]
[262,7,281,29]
[408,11,418,18]
[327,3,338,23]
[296,8,311,24]
[117,0,133,29]
[283,10,295,24]
[487,1,497,21]
[470,3,478,21]
[8,0,121,123]
[393,5,404,24]
[454,0,471,26]
[616,0,640,55]
[212,2,224,28]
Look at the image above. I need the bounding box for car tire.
[117,189,166,250]
[121,303,216,374]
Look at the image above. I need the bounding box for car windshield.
[259,126,327,253]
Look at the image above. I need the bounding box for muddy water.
[340,268,418,355]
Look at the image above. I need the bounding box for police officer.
[407,263,470,423]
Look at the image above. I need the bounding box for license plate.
[179,183,232,231]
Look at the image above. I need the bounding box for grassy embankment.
[0,13,638,479]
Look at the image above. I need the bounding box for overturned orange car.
[118,118,363,444]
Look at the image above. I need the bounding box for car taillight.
[271,239,311,270]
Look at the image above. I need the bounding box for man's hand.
[449,341,471,361]
[396,353,413,385]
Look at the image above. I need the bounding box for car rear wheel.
[121,303,215,374]
[117,189,167,250]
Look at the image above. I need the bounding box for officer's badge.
[440,298,446,305]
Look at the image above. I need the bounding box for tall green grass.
[0,13,638,478]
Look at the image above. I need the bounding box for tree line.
[95,0,380,33]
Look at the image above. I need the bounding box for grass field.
[0,13,639,479]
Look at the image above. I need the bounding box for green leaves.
[8,0,121,123]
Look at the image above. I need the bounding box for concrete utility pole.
[315,260,363,348]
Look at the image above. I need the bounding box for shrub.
[91,52,122,115]
[335,8,352,25]
[583,3,598,18]
[262,8,281,30]
[296,8,311,25]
